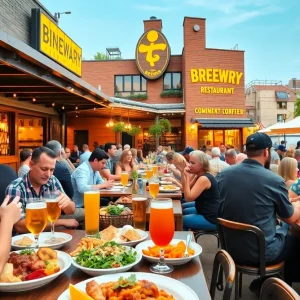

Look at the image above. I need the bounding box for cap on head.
[277,144,287,152]
[246,132,272,151]
[180,146,194,155]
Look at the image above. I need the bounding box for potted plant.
[127,126,141,136]
[131,169,138,194]
[111,122,125,133]
[148,118,172,137]
[160,90,183,98]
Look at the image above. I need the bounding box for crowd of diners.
[2,133,300,296]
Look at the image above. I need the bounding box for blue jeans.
[182,202,217,231]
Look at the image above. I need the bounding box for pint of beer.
[25,202,48,235]
[84,191,100,236]
[45,199,61,222]
[132,197,147,230]
[146,169,153,180]
[152,165,158,176]
[149,182,159,199]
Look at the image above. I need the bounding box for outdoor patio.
[199,235,300,299]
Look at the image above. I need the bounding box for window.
[163,72,182,90]
[276,91,289,99]
[277,101,287,109]
[114,75,147,96]
[277,114,286,122]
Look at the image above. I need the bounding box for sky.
[40,0,300,85]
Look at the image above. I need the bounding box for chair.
[193,229,220,247]
[210,250,236,300]
[0,164,17,204]
[217,218,284,300]
[260,277,300,300]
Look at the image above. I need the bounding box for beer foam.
[151,200,172,209]
[132,197,147,201]
[84,191,100,194]
[44,198,59,203]
[26,202,47,209]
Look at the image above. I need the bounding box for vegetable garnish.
[107,205,123,215]
[19,249,35,255]
[113,274,137,289]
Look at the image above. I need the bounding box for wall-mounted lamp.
[13,93,17,98]
[32,98,36,102]
[191,123,196,131]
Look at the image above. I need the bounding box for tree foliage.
[93,52,122,60]
[295,94,300,117]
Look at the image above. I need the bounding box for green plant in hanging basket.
[127,126,141,136]
[111,121,125,132]
[148,118,172,137]
[159,118,171,133]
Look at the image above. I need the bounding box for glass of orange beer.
[149,198,175,274]
[121,171,129,192]
[152,165,158,177]
[132,197,147,230]
[84,190,100,236]
[149,180,159,200]
[25,198,48,248]
[44,191,61,242]
[146,169,153,181]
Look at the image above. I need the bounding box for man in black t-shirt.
[218,132,300,294]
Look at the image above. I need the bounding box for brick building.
[75,16,254,151]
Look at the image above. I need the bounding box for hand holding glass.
[149,198,175,274]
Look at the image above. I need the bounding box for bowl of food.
[71,242,142,276]
[135,239,202,265]
[0,248,71,292]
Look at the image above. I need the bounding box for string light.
[52,102,55,106]
[62,106,65,110]
[75,106,78,110]
[13,93,17,98]
[32,98,36,102]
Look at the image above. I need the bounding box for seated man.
[6,147,78,233]
[70,144,82,163]
[71,148,114,208]
[101,142,120,181]
[218,132,300,294]
[79,144,91,165]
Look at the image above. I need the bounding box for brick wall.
[0,0,56,45]
[82,56,183,104]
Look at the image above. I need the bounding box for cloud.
[185,0,283,27]
[134,4,178,12]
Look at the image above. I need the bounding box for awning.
[192,118,255,128]
[0,30,113,112]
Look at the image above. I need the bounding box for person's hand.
[183,166,191,177]
[61,219,79,228]
[0,196,22,224]
[291,197,300,203]
[104,180,114,189]
[176,160,188,172]
[56,192,72,209]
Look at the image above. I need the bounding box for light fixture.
[193,24,200,32]
[75,105,78,110]
[62,106,65,110]
[32,98,36,102]
[30,127,33,130]
[13,93,17,98]
[52,102,55,106]
[106,106,115,127]
[94,107,96,111]
[54,11,71,22]
[191,123,196,131]
[76,115,78,118]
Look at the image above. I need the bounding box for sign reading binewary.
[135,29,170,80]
[31,9,82,77]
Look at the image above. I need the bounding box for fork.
[183,233,192,258]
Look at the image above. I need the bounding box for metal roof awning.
[192,118,255,128]
[0,30,113,112]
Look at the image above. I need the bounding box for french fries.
[142,241,195,258]
[69,238,106,257]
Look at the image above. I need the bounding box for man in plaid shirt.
[6,147,76,233]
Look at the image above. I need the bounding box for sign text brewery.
[135,29,170,80]
[190,68,244,94]
[31,9,82,77]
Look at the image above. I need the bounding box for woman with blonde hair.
[115,149,136,175]
[278,157,298,189]
[180,150,220,230]
[285,147,295,158]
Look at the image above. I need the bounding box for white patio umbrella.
[270,117,300,134]
[258,122,282,134]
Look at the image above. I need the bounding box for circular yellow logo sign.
[135,29,171,80]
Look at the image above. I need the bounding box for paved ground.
[198,235,300,299]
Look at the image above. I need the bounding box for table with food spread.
[0,229,211,300]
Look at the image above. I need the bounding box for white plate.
[135,239,202,265]
[159,186,180,193]
[160,180,169,185]
[58,272,199,300]
[117,229,148,247]
[0,250,72,292]
[11,232,72,250]
[71,246,142,276]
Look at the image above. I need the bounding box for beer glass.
[152,165,158,177]
[121,171,129,192]
[132,197,147,230]
[84,190,100,236]
[146,169,153,181]
[25,198,48,248]
[44,191,61,242]
[149,180,159,200]
[149,198,174,274]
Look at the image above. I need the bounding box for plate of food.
[135,239,202,265]
[11,232,72,250]
[160,180,169,185]
[70,242,142,276]
[159,185,180,193]
[58,272,199,300]
[0,248,71,292]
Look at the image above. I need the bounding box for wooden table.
[146,200,183,231]
[1,230,211,300]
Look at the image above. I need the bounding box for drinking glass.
[149,179,159,200]
[25,198,48,248]
[132,197,147,230]
[146,169,153,181]
[44,190,61,243]
[152,165,158,177]
[149,198,175,274]
[121,171,129,192]
[84,190,100,236]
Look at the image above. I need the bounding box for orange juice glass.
[149,182,159,199]
[121,172,129,192]
[146,169,153,180]
[149,198,174,274]
[152,165,158,176]
[84,191,100,236]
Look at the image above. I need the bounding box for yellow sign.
[200,87,235,94]
[195,108,244,115]
[135,29,170,80]
[190,69,243,84]
[39,13,82,76]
